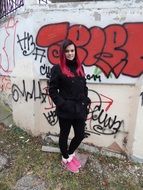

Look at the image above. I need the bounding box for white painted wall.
[0,0,143,161]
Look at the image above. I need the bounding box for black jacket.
[49,64,90,119]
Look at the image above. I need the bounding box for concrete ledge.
[131,155,143,163]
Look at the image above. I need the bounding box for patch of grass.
[110,176,141,190]
[0,182,11,190]
[1,125,143,190]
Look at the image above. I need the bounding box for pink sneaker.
[72,156,81,169]
[62,160,79,173]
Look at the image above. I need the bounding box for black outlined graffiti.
[36,22,143,79]
[90,105,123,135]
[43,110,58,126]
[40,64,51,79]
[86,74,101,82]
[12,80,49,103]
[33,47,46,63]
[44,88,123,135]
[17,32,46,63]
[42,83,58,125]
[84,89,123,135]
[0,0,24,19]
[17,32,36,55]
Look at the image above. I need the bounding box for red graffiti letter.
[96,25,127,78]
[123,23,143,77]
[68,25,90,63]
[48,44,60,65]
[36,22,69,47]
[84,26,105,66]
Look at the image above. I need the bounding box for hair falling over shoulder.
[59,39,85,77]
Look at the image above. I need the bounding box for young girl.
[49,39,90,173]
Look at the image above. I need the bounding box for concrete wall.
[0,0,143,161]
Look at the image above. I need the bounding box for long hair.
[59,39,85,77]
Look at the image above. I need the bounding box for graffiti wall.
[1,1,143,159]
[12,11,143,84]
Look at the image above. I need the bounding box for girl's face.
[65,44,75,61]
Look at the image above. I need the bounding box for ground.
[0,123,143,190]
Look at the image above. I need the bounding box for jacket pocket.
[75,102,87,118]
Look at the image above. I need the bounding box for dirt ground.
[0,123,143,190]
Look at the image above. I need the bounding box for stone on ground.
[14,175,48,190]
[0,154,8,171]
[76,152,89,168]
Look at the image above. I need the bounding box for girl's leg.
[59,117,72,159]
[68,119,85,155]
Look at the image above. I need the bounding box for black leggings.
[59,117,85,159]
